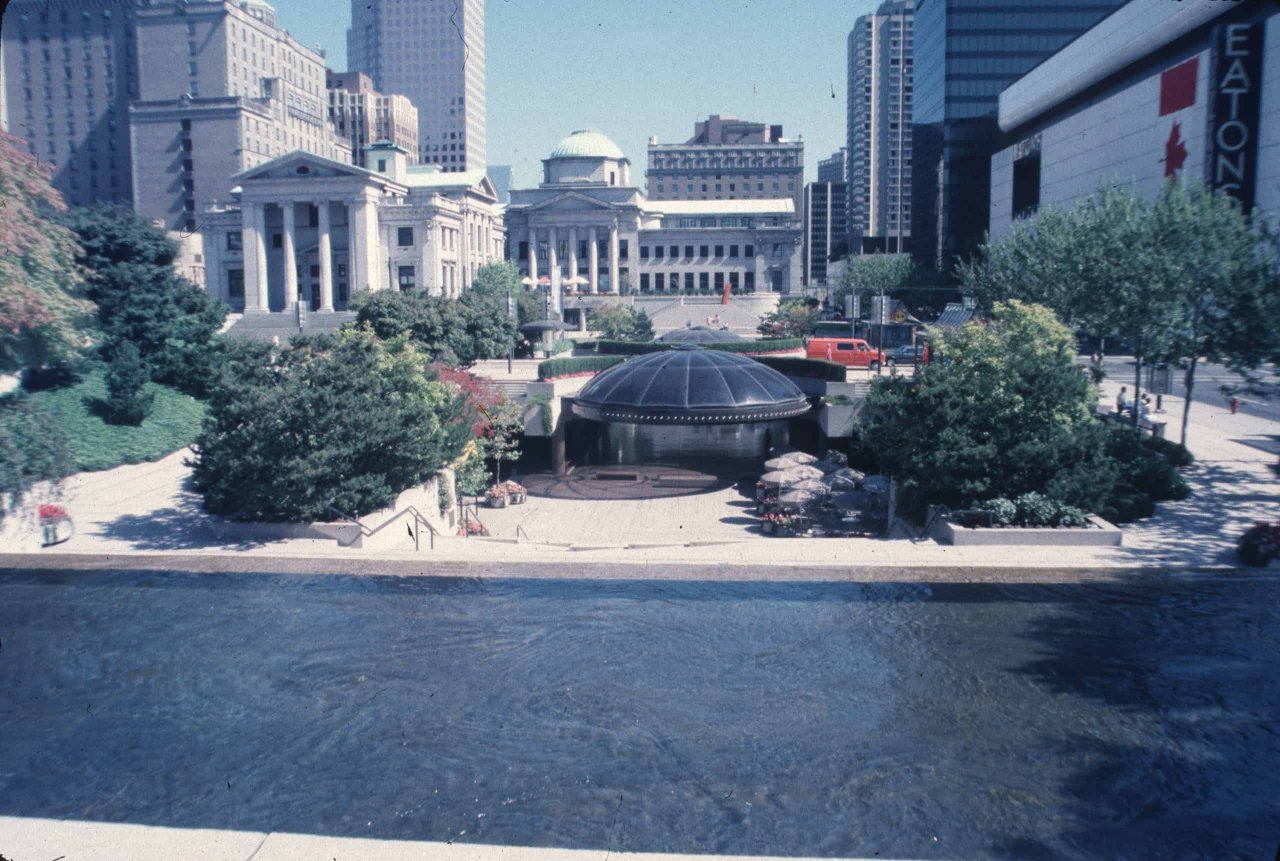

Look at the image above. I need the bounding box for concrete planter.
[933,514,1122,547]
[818,403,860,438]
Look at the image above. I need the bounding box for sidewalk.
[5,384,1275,573]
[0,816,913,861]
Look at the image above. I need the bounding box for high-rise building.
[818,148,847,184]
[2,0,140,208]
[911,0,1125,268]
[803,180,848,286]
[847,0,913,256]
[347,0,486,172]
[129,0,351,231]
[645,115,805,213]
[326,70,418,168]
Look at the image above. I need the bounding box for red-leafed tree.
[0,131,94,373]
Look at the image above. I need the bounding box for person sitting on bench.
[1116,387,1130,416]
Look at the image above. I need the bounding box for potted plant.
[503,480,527,505]
[38,503,73,547]
[485,484,510,508]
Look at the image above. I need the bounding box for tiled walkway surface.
[8,383,1276,571]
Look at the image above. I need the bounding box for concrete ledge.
[934,515,1122,547]
[206,520,364,547]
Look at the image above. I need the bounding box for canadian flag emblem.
[1158,57,1197,178]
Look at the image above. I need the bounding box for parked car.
[806,337,887,371]
[890,343,927,364]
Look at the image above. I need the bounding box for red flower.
[38,503,69,521]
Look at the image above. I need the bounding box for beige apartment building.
[646,115,805,213]
[326,70,417,169]
[129,0,351,231]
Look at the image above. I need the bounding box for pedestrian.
[1116,386,1129,415]
[1137,395,1151,420]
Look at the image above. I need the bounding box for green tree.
[349,289,517,365]
[832,253,915,314]
[0,131,94,373]
[102,339,154,425]
[592,303,654,341]
[476,397,525,485]
[471,260,543,325]
[61,205,227,396]
[192,329,470,521]
[862,301,1117,514]
[0,396,72,516]
[959,181,1280,443]
[757,299,820,338]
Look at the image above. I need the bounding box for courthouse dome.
[549,129,626,160]
[573,346,809,425]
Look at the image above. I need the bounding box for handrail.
[515,524,534,543]
[326,504,439,550]
[459,498,490,538]
[906,504,952,544]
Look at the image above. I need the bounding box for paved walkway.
[0,817,912,861]
[4,383,1275,572]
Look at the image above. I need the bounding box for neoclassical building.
[504,130,802,313]
[201,142,504,315]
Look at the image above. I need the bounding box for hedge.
[753,356,848,381]
[537,355,626,380]
[593,337,805,356]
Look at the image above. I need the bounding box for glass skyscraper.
[910,0,1124,268]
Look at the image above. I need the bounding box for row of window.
[654,180,795,195]
[641,244,754,261]
[638,272,755,293]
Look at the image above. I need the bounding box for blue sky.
[270,0,880,187]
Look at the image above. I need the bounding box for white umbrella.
[759,467,822,489]
[788,478,831,495]
[778,488,826,508]
[520,276,536,288]
[764,451,819,470]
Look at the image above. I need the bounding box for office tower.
[911,0,1125,268]
[326,70,418,168]
[846,0,913,255]
[646,115,805,213]
[818,148,847,184]
[804,180,848,286]
[347,0,486,172]
[2,0,139,207]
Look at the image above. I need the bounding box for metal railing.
[459,498,490,538]
[326,504,439,550]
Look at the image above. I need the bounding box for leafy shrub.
[350,290,517,366]
[977,497,1017,526]
[1055,505,1090,527]
[537,355,625,380]
[591,303,654,341]
[454,449,491,498]
[103,340,154,425]
[21,361,83,392]
[1014,492,1060,527]
[192,331,470,522]
[1143,435,1195,468]
[755,356,847,381]
[1237,521,1280,567]
[0,395,72,515]
[710,338,805,354]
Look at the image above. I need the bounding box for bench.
[1098,408,1168,438]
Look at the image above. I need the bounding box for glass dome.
[657,326,743,344]
[572,346,810,425]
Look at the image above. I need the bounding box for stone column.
[608,224,620,294]
[242,202,268,311]
[351,196,372,298]
[548,225,560,309]
[567,227,578,289]
[460,209,470,292]
[433,223,444,296]
[527,225,538,287]
[281,201,298,309]
[317,200,334,310]
[588,226,599,294]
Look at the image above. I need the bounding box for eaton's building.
[991,0,1279,236]
[504,129,802,311]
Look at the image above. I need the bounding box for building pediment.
[528,191,622,212]
[233,151,377,185]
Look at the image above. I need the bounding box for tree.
[471,260,542,326]
[0,396,72,517]
[102,339,154,425]
[832,253,915,314]
[960,185,1181,431]
[61,206,227,396]
[192,329,470,521]
[862,301,1117,514]
[959,180,1280,444]
[757,299,819,338]
[477,397,525,485]
[0,131,94,373]
[349,289,518,365]
[592,303,654,341]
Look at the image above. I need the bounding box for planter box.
[818,403,860,438]
[932,514,1122,547]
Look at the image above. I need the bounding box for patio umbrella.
[763,451,819,470]
[821,467,866,490]
[520,276,537,288]
[776,464,825,484]
[778,488,826,508]
[788,478,831,495]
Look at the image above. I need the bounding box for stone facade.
[326,70,418,168]
[505,130,802,312]
[201,142,503,317]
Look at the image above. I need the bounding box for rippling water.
[0,570,1277,859]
